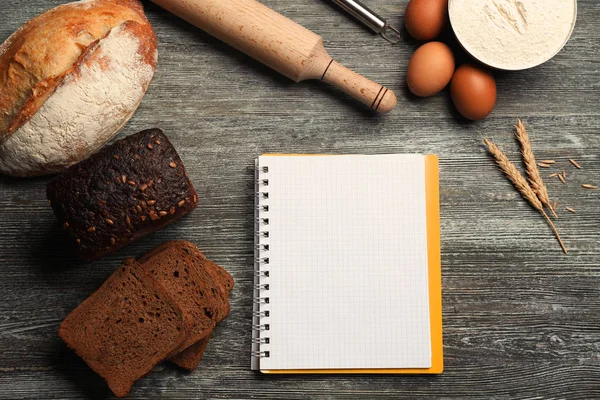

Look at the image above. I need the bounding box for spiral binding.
[253,310,270,317]
[254,284,270,290]
[252,163,271,360]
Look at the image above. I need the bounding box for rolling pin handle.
[321,60,397,113]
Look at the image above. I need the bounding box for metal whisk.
[329,0,402,44]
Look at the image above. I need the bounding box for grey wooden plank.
[0,0,599,399]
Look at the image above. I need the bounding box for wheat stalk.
[514,119,558,219]
[484,138,567,254]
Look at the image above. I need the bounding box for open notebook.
[251,154,442,374]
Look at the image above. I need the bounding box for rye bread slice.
[170,247,235,371]
[201,256,234,320]
[137,241,225,356]
[59,263,187,398]
[169,336,211,371]
[201,255,234,294]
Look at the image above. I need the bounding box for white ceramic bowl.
[449,0,577,71]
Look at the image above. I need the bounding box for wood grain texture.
[0,0,599,398]
[151,0,397,111]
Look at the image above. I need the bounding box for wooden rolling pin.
[152,0,397,112]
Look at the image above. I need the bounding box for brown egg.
[450,64,497,120]
[406,42,455,97]
[404,0,449,41]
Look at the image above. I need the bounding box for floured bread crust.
[0,0,157,177]
[0,21,157,177]
[0,0,149,140]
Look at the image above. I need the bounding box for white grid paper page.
[258,155,431,370]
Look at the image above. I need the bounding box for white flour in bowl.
[449,0,577,70]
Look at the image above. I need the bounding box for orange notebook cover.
[252,155,442,374]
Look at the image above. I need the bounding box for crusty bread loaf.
[46,129,198,260]
[59,262,187,398]
[0,0,157,177]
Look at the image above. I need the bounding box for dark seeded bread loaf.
[47,128,198,260]
[59,262,187,398]
[137,241,227,356]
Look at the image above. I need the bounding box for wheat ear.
[515,119,558,219]
[484,138,567,253]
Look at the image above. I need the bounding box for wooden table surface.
[1,1,599,398]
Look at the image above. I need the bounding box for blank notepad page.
[259,155,431,370]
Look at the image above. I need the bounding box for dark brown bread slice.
[169,336,211,371]
[203,259,233,322]
[138,241,233,322]
[46,128,198,260]
[201,253,235,312]
[137,241,227,356]
[170,248,235,371]
[59,263,187,398]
